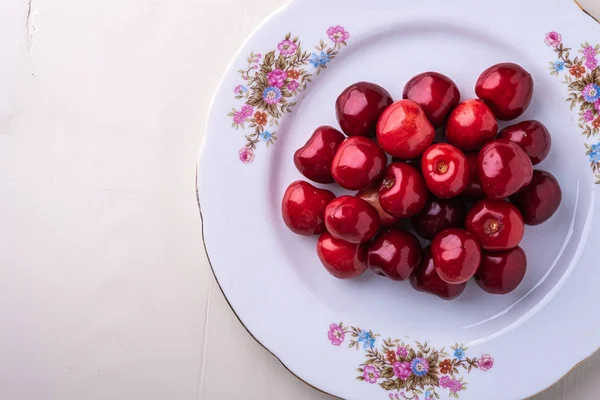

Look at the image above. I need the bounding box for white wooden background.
[0,0,598,399]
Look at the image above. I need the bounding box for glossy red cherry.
[356,186,400,228]
[477,139,533,199]
[411,197,466,240]
[475,247,527,294]
[325,196,380,244]
[431,228,481,284]
[421,143,469,198]
[376,100,435,159]
[410,247,467,300]
[281,181,335,236]
[367,229,421,281]
[379,162,429,218]
[464,152,485,201]
[511,170,562,226]
[465,199,524,250]
[475,62,534,121]
[498,120,551,165]
[445,99,498,150]
[402,72,461,128]
[294,126,345,183]
[335,82,393,137]
[317,232,368,279]
[331,136,387,190]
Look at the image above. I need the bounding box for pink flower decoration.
[396,346,408,358]
[478,354,494,371]
[278,39,298,56]
[267,69,288,88]
[392,361,412,380]
[327,26,350,43]
[241,104,254,118]
[327,324,345,346]
[545,31,562,47]
[363,365,380,384]
[585,110,596,122]
[595,102,600,112]
[239,147,255,164]
[287,80,299,92]
[233,111,246,125]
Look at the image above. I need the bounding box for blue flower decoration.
[583,84,600,103]
[589,143,600,163]
[357,330,375,349]
[410,357,429,377]
[310,51,331,67]
[454,348,465,360]
[262,86,283,105]
[260,131,272,141]
[425,391,432,399]
[554,61,565,72]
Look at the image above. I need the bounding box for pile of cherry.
[282,63,562,300]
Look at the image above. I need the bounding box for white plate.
[197,0,600,398]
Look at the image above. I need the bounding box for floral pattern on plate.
[328,323,493,399]
[546,31,600,183]
[230,27,350,164]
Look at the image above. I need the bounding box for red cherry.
[445,99,498,150]
[367,229,421,281]
[281,181,335,236]
[331,136,387,190]
[465,199,524,250]
[475,62,534,121]
[475,247,527,294]
[293,126,345,183]
[498,120,551,165]
[325,196,380,244]
[411,197,466,240]
[317,232,368,279]
[402,72,461,128]
[477,139,533,199]
[431,228,481,284]
[376,100,435,159]
[335,82,393,137]
[410,247,467,300]
[421,143,469,198]
[511,170,562,226]
[356,186,400,228]
[464,152,485,201]
[379,162,429,218]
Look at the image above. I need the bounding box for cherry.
[475,247,527,294]
[402,72,461,128]
[477,139,533,199]
[498,120,551,165]
[317,232,368,279]
[325,196,380,244]
[410,247,467,300]
[281,181,335,236]
[465,199,524,250]
[421,143,469,198]
[379,162,429,218]
[367,229,421,281]
[475,62,534,121]
[356,186,400,228]
[411,197,466,240]
[376,100,435,159]
[331,136,387,190]
[445,99,498,150]
[511,170,562,226]
[464,152,485,201]
[335,81,393,137]
[431,228,481,284]
[294,126,345,183]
